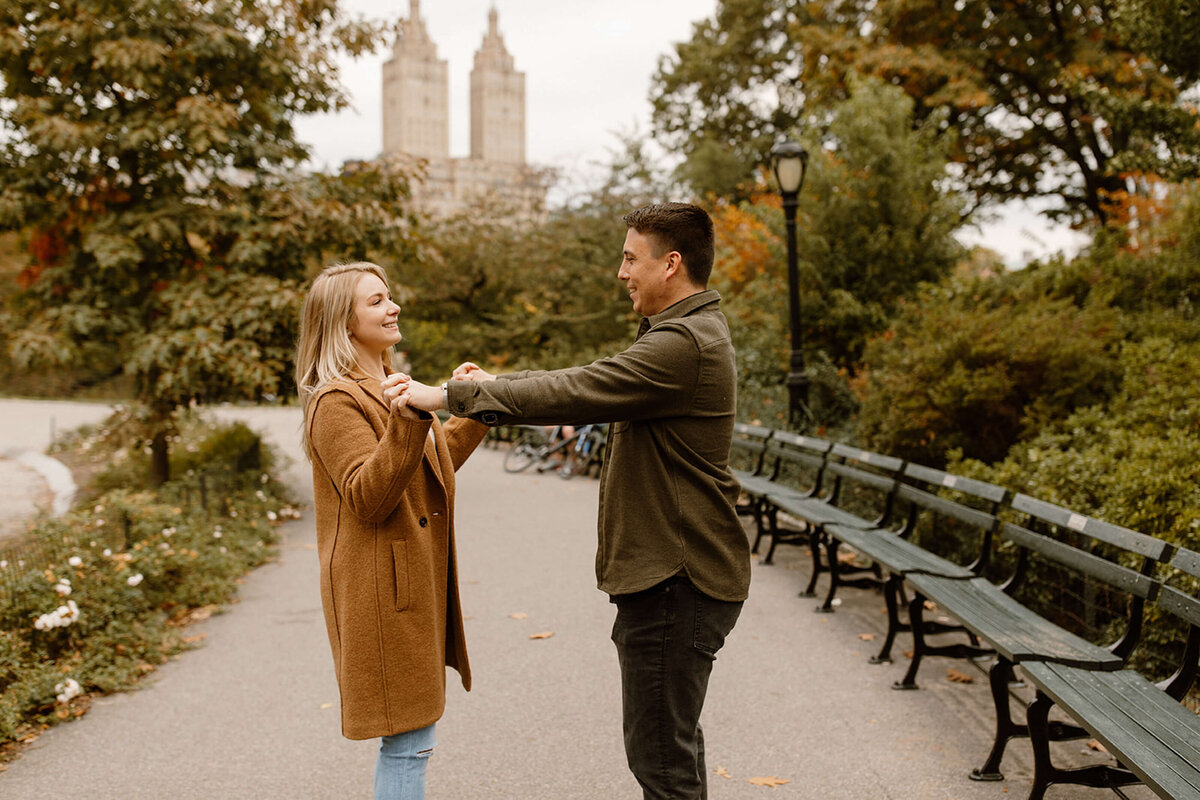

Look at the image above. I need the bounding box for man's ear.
[663,250,683,279]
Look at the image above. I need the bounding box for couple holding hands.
[295,203,750,800]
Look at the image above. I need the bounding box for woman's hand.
[382,374,422,420]
[452,361,495,383]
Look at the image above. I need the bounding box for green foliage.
[949,336,1200,676]
[0,0,414,480]
[395,199,634,380]
[650,0,1200,225]
[855,276,1123,465]
[0,414,299,744]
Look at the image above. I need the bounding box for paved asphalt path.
[0,399,1145,799]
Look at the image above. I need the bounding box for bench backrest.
[820,443,905,524]
[763,431,833,496]
[999,493,1171,660]
[1156,547,1200,700]
[730,422,774,475]
[892,463,1010,572]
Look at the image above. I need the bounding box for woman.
[295,262,488,799]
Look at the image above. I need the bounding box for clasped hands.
[382,362,495,419]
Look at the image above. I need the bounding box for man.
[393,202,750,799]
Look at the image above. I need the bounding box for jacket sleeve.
[446,324,700,426]
[309,388,431,523]
[442,416,490,471]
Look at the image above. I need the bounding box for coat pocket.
[391,539,411,612]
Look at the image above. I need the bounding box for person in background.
[295,262,488,800]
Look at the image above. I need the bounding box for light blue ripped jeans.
[375,723,437,800]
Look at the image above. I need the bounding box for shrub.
[0,414,301,746]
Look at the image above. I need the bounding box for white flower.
[229,510,238,517]
[219,546,227,554]
[55,678,81,704]
[55,580,72,597]
[102,549,112,557]
[0,560,7,569]
[261,473,269,484]
[95,518,106,527]
[94,504,105,513]
[126,573,144,587]
[213,530,222,539]
[255,490,266,501]
[68,556,82,567]
[266,511,278,522]
[158,542,169,550]
[161,527,175,537]
[34,600,80,631]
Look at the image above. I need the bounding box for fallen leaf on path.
[748,776,790,787]
[858,633,876,641]
[1086,739,1107,753]
[946,668,974,684]
[923,600,938,611]
[714,766,732,779]
[837,550,859,564]
[508,612,529,620]
[320,703,333,710]
[303,543,317,550]
[182,633,207,645]
[529,631,554,640]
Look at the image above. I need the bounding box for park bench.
[821,462,1011,652]
[730,423,1199,798]
[1015,546,1200,800]
[892,494,1173,790]
[729,422,776,552]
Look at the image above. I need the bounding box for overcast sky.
[293,0,1087,265]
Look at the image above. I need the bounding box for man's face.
[618,228,673,316]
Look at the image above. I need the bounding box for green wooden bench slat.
[1158,585,1200,629]
[894,483,999,530]
[829,442,906,474]
[905,574,1121,669]
[1000,522,1160,600]
[826,523,975,579]
[1171,546,1200,578]
[1011,493,1172,562]
[1022,662,1200,798]
[766,487,877,530]
[902,462,1010,505]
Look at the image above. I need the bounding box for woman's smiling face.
[348,272,402,354]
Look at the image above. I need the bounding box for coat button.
[419,517,428,527]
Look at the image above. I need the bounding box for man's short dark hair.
[623,203,715,287]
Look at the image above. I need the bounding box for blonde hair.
[295,262,396,459]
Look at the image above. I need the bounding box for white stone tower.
[469,5,526,165]
[381,0,449,160]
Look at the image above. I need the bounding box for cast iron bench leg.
[750,500,771,555]
[802,528,823,597]
[817,532,840,613]
[971,657,1024,781]
[870,573,907,664]
[1024,692,1139,800]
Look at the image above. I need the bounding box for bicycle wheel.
[503,433,543,473]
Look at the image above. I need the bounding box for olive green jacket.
[447,290,750,601]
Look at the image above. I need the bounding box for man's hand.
[452,361,496,383]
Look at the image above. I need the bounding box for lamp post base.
[786,369,810,431]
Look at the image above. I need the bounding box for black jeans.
[610,575,743,800]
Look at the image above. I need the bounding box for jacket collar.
[638,289,722,338]
[346,364,391,412]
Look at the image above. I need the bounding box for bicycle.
[502,425,573,473]
[501,424,608,477]
[557,423,607,480]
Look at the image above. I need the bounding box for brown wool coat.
[308,369,488,740]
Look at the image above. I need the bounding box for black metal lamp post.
[770,138,810,429]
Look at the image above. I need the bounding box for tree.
[394,197,633,378]
[650,0,1200,225]
[712,79,964,430]
[0,0,413,483]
